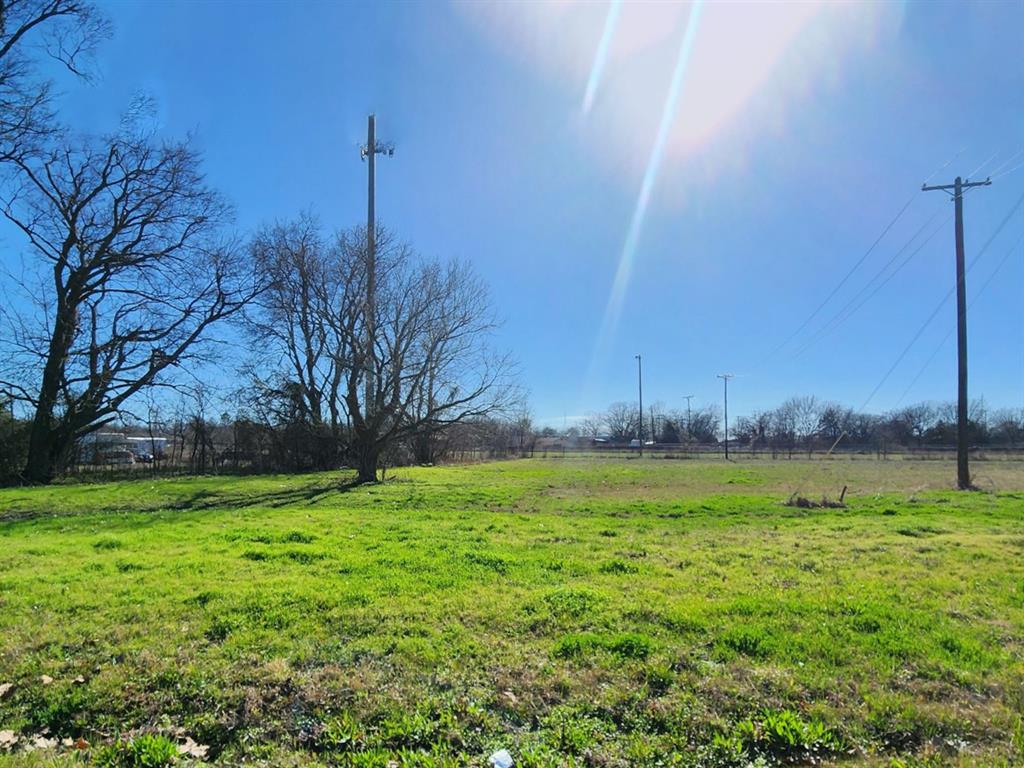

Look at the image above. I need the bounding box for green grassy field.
[0,458,1023,767]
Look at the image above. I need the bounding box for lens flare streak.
[590,1,704,369]
[582,0,623,116]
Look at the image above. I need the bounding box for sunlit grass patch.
[0,457,1022,765]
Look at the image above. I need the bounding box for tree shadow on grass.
[0,476,361,523]
[169,479,360,512]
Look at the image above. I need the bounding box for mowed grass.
[0,458,1023,767]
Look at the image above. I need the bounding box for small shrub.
[606,632,653,660]
[463,552,509,574]
[185,590,218,608]
[599,559,638,575]
[864,693,941,751]
[852,614,882,633]
[317,711,365,752]
[785,494,845,509]
[541,707,607,755]
[718,626,770,658]
[93,733,178,767]
[726,708,842,762]
[553,632,602,659]
[205,617,235,642]
[644,664,674,693]
[375,708,437,750]
[281,530,316,543]
[542,588,602,619]
[183,711,230,752]
[553,632,652,660]
[282,549,324,564]
[887,756,947,768]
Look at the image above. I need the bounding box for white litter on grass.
[489,748,513,768]
[178,737,209,758]
[26,735,56,751]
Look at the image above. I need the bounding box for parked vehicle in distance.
[101,449,135,466]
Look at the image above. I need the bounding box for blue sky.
[16,0,1024,426]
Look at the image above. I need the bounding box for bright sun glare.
[457,0,896,403]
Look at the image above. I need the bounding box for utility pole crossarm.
[922,178,991,193]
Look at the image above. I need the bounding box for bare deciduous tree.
[604,401,639,442]
[0,131,264,482]
[686,404,721,443]
[242,220,519,482]
[243,213,347,468]
[0,0,108,161]
[331,227,518,482]
[577,412,605,439]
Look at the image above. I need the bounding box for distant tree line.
[0,391,533,479]
[574,396,1024,453]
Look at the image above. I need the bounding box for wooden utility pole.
[683,394,694,439]
[635,354,643,457]
[922,175,991,489]
[360,115,394,418]
[717,374,733,460]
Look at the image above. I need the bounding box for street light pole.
[635,354,643,457]
[717,374,734,460]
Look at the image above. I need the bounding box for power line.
[895,228,1024,407]
[759,195,915,365]
[989,147,1024,178]
[992,159,1024,182]
[790,210,949,359]
[762,152,969,370]
[858,292,950,413]
[829,215,950,336]
[858,187,1024,416]
[967,149,1001,179]
[922,147,966,185]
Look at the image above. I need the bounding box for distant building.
[78,432,133,465]
[78,432,169,464]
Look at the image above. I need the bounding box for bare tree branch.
[1,130,266,482]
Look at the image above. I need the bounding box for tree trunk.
[355,441,379,484]
[23,428,57,483]
[23,421,77,484]
[412,433,433,465]
[22,279,82,483]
